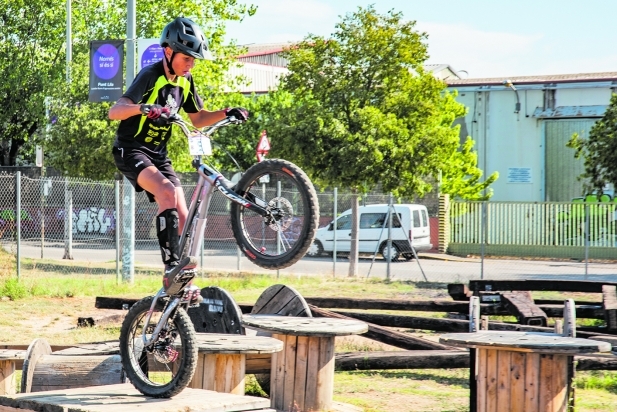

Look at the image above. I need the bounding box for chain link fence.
[1,171,615,284]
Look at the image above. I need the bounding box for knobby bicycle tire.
[230,159,319,269]
[119,296,198,398]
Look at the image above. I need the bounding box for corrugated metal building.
[226,62,289,94]
[447,73,617,202]
[237,43,291,67]
[231,43,462,93]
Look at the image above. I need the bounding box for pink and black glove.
[140,104,170,120]
[224,107,249,122]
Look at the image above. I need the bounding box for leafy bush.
[1,278,27,300]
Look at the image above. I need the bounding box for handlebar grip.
[226,115,243,124]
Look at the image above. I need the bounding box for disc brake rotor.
[267,197,294,231]
[152,344,179,364]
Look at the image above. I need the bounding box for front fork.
[142,289,181,347]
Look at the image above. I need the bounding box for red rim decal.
[244,247,256,260]
[281,167,294,177]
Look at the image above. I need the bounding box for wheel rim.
[239,170,309,258]
[307,242,319,256]
[382,245,398,261]
[126,309,185,387]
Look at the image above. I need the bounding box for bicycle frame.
[142,116,273,347]
[176,117,273,257]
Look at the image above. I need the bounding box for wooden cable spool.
[20,338,123,393]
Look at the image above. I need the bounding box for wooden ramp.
[0,383,274,412]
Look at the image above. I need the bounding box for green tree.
[440,138,498,200]
[567,93,617,195]
[267,6,496,275]
[0,0,66,165]
[207,91,296,174]
[2,0,255,177]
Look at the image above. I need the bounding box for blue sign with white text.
[89,40,124,102]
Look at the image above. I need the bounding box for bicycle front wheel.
[230,159,319,269]
[119,296,198,398]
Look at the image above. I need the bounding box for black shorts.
[113,147,181,202]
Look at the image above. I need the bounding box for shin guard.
[156,208,180,266]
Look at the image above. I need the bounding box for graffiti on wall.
[73,207,115,234]
[56,207,116,235]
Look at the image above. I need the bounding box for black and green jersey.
[113,60,204,157]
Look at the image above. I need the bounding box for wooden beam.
[95,297,137,310]
[95,296,605,321]
[335,351,468,371]
[602,285,617,333]
[500,291,548,326]
[448,284,472,301]
[330,311,614,339]
[308,305,456,351]
[333,311,469,333]
[470,279,617,294]
[305,297,473,312]
[301,297,603,319]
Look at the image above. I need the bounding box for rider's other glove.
[224,107,249,122]
[140,104,170,120]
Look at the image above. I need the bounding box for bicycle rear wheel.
[119,296,198,398]
[230,159,319,269]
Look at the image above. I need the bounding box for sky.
[224,0,617,79]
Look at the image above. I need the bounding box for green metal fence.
[449,200,617,259]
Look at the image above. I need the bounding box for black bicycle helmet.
[160,17,212,60]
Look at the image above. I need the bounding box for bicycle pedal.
[174,269,196,284]
[163,257,197,296]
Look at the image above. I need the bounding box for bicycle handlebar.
[152,111,243,139]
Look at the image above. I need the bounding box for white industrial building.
[447,73,617,202]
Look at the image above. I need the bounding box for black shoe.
[162,256,198,296]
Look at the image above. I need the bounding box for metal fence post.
[584,203,589,279]
[386,192,393,281]
[333,187,337,278]
[122,177,135,283]
[63,188,73,260]
[16,172,21,281]
[40,177,45,259]
[481,202,487,279]
[115,179,120,284]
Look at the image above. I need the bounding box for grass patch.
[576,371,617,393]
[334,369,470,412]
[0,266,421,303]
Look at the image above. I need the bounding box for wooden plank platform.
[0,383,274,411]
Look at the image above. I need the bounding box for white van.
[307,204,432,261]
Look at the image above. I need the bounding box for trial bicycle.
[118,112,320,397]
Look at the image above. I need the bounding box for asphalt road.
[6,241,617,283]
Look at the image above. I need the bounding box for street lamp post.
[66,0,71,82]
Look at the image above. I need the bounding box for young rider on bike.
[109,17,248,295]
